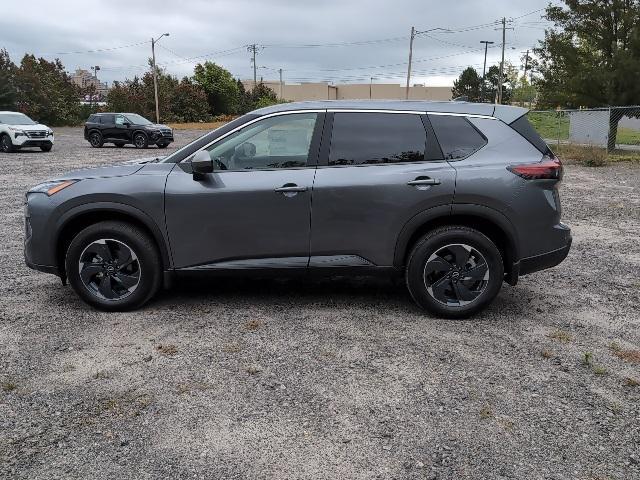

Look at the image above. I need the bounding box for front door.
[165,111,324,270]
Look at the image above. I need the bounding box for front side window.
[115,115,126,126]
[203,112,318,170]
[125,114,152,125]
[429,114,487,160]
[329,113,427,166]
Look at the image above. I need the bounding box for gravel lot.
[1,128,639,480]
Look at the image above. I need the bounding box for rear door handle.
[274,184,308,193]
[407,177,441,186]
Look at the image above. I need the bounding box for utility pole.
[480,41,494,103]
[405,26,415,100]
[248,44,259,90]
[278,68,283,100]
[497,17,507,104]
[370,77,374,99]
[151,33,170,124]
[90,65,100,108]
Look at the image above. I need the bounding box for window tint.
[510,115,551,155]
[429,114,487,160]
[87,115,99,124]
[204,112,318,170]
[115,115,126,126]
[329,113,426,165]
[101,114,115,124]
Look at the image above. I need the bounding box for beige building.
[71,68,109,97]
[243,80,452,102]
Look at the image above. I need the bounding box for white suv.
[0,111,54,153]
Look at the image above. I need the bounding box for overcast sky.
[1,0,556,86]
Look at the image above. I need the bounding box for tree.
[452,67,481,102]
[171,77,209,122]
[193,62,239,115]
[0,49,17,110]
[535,0,640,150]
[484,64,514,104]
[15,54,81,126]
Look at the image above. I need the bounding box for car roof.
[92,112,139,116]
[253,100,527,124]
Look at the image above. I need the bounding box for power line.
[32,41,150,56]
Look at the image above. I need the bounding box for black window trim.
[318,110,448,168]
[178,111,326,173]
[427,113,488,162]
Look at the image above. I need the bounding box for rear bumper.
[519,236,572,276]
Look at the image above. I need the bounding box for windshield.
[0,113,36,125]
[125,114,153,125]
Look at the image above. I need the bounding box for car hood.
[142,123,171,130]
[55,156,165,180]
[8,123,50,131]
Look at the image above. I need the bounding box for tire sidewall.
[89,132,103,148]
[406,227,504,319]
[1,134,14,153]
[133,133,148,149]
[65,222,161,311]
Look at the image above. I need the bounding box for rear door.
[309,111,456,268]
[100,114,116,140]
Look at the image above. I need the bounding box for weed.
[222,343,242,353]
[246,319,262,331]
[612,349,640,364]
[246,365,262,375]
[592,366,608,376]
[583,352,593,366]
[541,349,554,359]
[156,344,178,356]
[93,370,112,380]
[624,377,639,387]
[608,342,621,352]
[1,381,17,392]
[479,405,494,419]
[548,329,572,343]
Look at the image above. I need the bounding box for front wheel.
[89,131,103,148]
[40,144,52,152]
[0,134,15,153]
[156,142,169,149]
[65,221,162,311]
[133,133,148,149]
[405,226,504,319]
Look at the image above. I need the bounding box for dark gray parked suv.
[24,100,571,318]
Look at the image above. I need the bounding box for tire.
[114,142,125,148]
[133,132,148,149]
[0,134,15,153]
[89,131,103,148]
[40,144,52,152]
[65,221,162,311]
[405,226,504,319]
[156,143,168,149]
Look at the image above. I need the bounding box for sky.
[1,0,557,87]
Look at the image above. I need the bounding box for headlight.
[8,127,25,137]
[28,180,78,196]
[46,129,54,137]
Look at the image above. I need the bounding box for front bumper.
[149,131,174,144]
[13,133,54,147]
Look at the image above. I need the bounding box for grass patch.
[554,144,608,167]
[92,370,112,380]
[1,381,17,392]
[156,344,178,356]
[548,329,573,343]
[529,111,569,140]
[246,365,262,375]
[625,377,639,387]
[479,405,494,419]
[592,365,608,376]
[612,349,640,364]
[541,349,554,359]
[245,319,262,331]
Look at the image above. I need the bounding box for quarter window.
[429,114,487,160]
[203,112,318,170]
[329,113,427,165]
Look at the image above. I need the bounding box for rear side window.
[429,114,487,160]
[329,113,426,165]
[101,114,114,124]
[87,115,100,124]
[510,115,551,155]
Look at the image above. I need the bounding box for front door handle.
[407,177,441,187]
[274,184,308,195]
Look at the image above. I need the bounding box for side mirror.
[191,150,213,179]
[123,121,131,127]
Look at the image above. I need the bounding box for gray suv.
[24,100,571,318]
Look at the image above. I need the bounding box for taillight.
[507,156,563,180]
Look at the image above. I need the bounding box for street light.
[151,33,170,124]
[480,41,494,103]
[90,65,101,107]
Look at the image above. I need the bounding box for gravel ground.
[1,128,639,480]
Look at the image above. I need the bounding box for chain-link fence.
[528,106,640,152]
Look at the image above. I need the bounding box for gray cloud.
[1,0,553,86]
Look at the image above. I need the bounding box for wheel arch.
[55,203,171,278]
[394,204,520,283]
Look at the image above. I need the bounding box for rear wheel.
[405,226,504,319]
[89,131,103,148]
[133,132,148,149]
[0,134,15,153]
[65,221,161,311]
